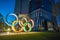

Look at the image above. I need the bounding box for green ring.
[23,22,32,32]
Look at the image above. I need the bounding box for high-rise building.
[14,0,59,31]
[14,0,30,14]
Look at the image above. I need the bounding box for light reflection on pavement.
[0,32,39,36]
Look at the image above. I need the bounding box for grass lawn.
[0,32,60,40]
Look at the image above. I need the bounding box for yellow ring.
[12,20,23,32]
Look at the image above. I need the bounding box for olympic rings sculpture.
[4,13,34,32]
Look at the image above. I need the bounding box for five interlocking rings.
[5,13,34,32]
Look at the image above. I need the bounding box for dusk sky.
[0,0,59,17]
[0,0,15,17]
[0,0,15,24]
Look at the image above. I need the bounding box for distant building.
[29,0,54,31]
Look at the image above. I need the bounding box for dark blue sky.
[0,0,15,17]
[0,0,15,24]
